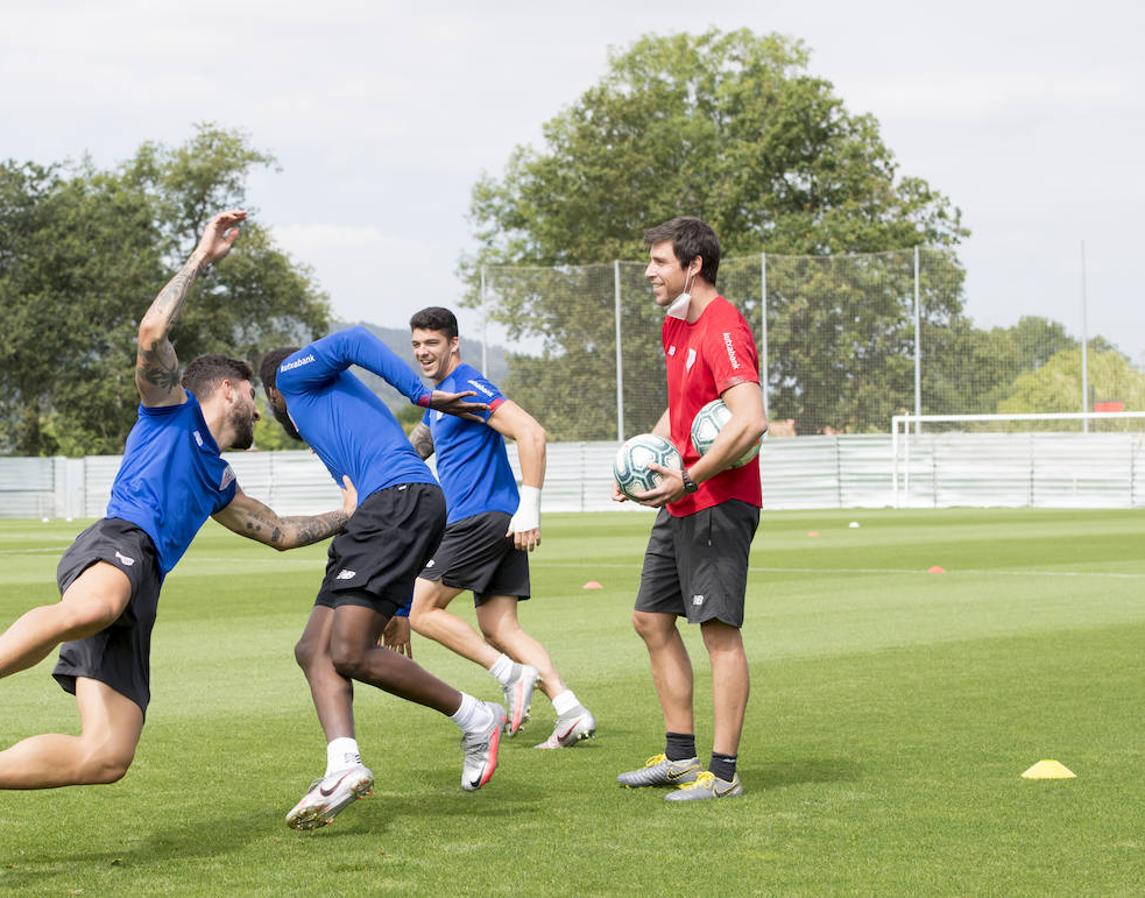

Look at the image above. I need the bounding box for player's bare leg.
[294,605,355,740]
[632,610,694,733]
[702,620,749,756]
[329,604,504,792]
[479,595,595,747]
[287,606,373,830]
[476,596,564,698]
[661,619,749,801]
[0,563,130,679]
[409,579,500,669]
[0,677,142,789]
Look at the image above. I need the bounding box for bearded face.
[270,395,303,443]
[230,401,257,450]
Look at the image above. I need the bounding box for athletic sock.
[551,689,580,717]
[709,752,738,782]
[665,731,697,762]
[450,692,494,733]
[489,653,516,686]
[325,737,361,776]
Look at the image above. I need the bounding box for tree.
[922,316,1079,417]
[996,343,1145,429]
[465,29,968,436]
[0,125,330,456]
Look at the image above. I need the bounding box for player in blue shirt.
[259,325,508,831]
[0,210,354,792]
[407,307,595,749]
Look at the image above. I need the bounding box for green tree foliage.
[466,29,969,436]
[0,125,329,456]
[997,343,1145,429]
[923,316,1079,417]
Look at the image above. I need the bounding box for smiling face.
[410,327,460,382]
[645,239,699,307]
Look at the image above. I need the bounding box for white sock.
[552,689,580,717]
[489,653,515,686]
[450,692,494,733]
[325,737,361,776]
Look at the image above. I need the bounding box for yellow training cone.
[1021,760,1076,780]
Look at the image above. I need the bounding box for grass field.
[0,508,1142,897]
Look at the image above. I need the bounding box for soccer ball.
[613,434,683,501]
[690,399,762,468]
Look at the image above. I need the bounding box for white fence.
[5,432,1145,520]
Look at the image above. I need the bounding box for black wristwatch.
[680,467,699,494]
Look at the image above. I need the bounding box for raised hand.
[193,208,247,265]
[428,389,488,422]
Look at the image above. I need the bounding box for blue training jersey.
[426,363,519,525]
[276,326,436,500]
[106,392,238,576]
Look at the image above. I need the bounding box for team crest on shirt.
[218,465,235,491]
[685,348,697,372]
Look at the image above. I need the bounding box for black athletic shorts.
[314,482,446,619]
[52,517,162,715]
[418,511,531,605]
[634,500,760,628]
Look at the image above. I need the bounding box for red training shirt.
[662,296,763,517]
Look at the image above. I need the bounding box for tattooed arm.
[213,476,357,551]
[408,422,434,460]
[134,209,247,408]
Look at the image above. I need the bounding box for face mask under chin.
[665,269,697,320]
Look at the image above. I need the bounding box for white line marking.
[540,561,1145,579]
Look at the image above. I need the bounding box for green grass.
[0,508,1142,896]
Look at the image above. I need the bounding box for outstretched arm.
[212,477,356,551]
[135,209,246,408]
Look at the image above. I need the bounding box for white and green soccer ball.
[690,399,762,468]
[614,433,683,500]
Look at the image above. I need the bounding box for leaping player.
[0,210,354,792]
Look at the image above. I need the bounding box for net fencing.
[482,246,1108,441]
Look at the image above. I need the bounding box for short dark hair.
[182,354,254,398]
[643,216,721,286]
[258,346,301,393]
[409,306,459,340]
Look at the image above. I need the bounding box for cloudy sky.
[4,0,1142,358]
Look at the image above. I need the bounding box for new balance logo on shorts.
[335,569,357,580]
[114,550,136,567]
[425,559,435,568]
[692,594,704,606]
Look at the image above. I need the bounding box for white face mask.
[666,268,697,320]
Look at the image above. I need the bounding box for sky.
[3,0,1143,360]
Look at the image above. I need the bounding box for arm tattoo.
[409,424,434,460]
[278,510,348,548]
[147,260,202,335]
[135,256,204,393]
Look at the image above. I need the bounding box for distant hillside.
[331,320,511,412]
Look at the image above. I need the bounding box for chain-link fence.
[479,247,1138,439]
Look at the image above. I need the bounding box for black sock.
[709,752,737,782]
[664,731,696,762]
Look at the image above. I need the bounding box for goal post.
[891,412,1145,508]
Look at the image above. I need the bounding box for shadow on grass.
[0,808,266,893]
[749,757,861,789]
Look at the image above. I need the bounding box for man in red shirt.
[615,217,767,801]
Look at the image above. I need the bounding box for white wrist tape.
[510,485,542,533]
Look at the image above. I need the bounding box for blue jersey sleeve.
[279,327,432,406]
[456,371,506,423]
